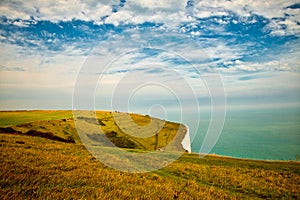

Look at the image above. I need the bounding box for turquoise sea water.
[190,107,300,161]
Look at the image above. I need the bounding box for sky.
[0,0,300,112]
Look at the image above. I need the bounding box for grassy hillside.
[0,110,73,127]
[0,110,299,199]
[0,110,186,151]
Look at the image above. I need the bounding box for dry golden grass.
[1,133,299,199]
[1,110,186,151]
[0,110,299,199]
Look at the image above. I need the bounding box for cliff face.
[181,126,191,153]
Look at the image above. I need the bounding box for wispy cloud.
[0,0,299,109]
[0,64,25,72]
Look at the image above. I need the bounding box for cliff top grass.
[0,110,299,199]
[0,110,186,152]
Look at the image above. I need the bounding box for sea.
[189,107,300,161]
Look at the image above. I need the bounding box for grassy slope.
[0,110,73,127]
[0,110,186,151]
[0,111,299,199]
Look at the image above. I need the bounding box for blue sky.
[0,0,299,111]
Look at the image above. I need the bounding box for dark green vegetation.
[0,111,299,199]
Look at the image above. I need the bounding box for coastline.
[198,153,300,163]
[1,110,298,163]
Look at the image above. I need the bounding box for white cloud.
[1,0,299,36]
[105,10,133,26]
[130,0,185,10]
[217,60,296,73]
[0,0,111,22]
[0,0,299,110]
[194,0,292,18]
[193,0,300,36]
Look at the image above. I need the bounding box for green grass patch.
[0,110,73,126]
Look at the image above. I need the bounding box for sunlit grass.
[0,110,73,126]
[1,133,299,199]
[0,110,185,151]
[0,110,299,199]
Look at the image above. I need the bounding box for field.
[0,111,299,199]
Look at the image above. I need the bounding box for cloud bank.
[0,0,299,110]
